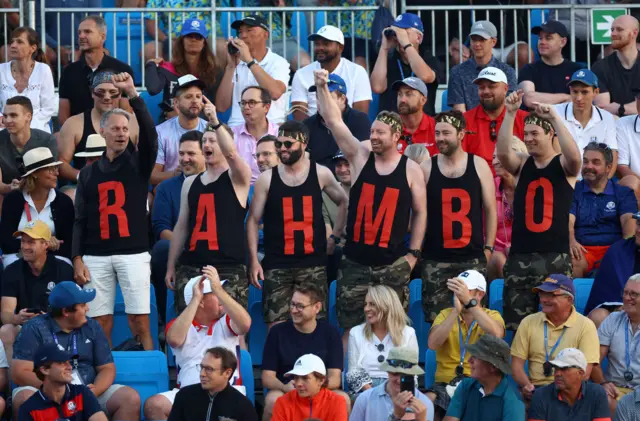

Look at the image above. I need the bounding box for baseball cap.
[568,69,599,88]
[33,343,71,368]
[550,348,587,371]
[392,76,428,97]
[531,19,568,38]
[49,281,96,308]
[532,274,576,297]
[457,270,486,292]
[181,18,208,38]
[392,13,424,33]
[332,151,347,161]
[172,74,206,97]
[231,15,269,32]
[473,67,508,84]
[285,354,327,377]
[13,220,51,242]
[469,20,497,39]
[308,73,347,95]
[308,25,344,45]
[183,276,227,306]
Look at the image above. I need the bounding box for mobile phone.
[400,374,415,393]
[227,41,239,55]
[25,308,41,314]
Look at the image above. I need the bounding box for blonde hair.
[510,136,527,154]
[23,174,36,194]
[363,285,410,346]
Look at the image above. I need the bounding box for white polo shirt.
[617,114,640,174]
[290,58,372,116]
[228,49,291,127]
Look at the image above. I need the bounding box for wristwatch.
[402,43,413,50]
[408,249,421,259]
[484,245,495,253]
[388,414,403,421]
[464,298,478,309]
[330,234,342,245]
[247,59,258,68]
[618,103,625,117]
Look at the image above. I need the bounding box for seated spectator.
[615,90,640,198]
[18,343,107,421]
[370,13,440,117]
[592,15,640,118]
[462,67,527,172]
[304,74,370,168]
[216,15,290,126]
[447,21,517,112]
[392,77,436,156]
[613,387,640,421]
[167,347,258,421]
[519,20,583,109]
[271,354,347,421]
[323,151,349,281]
[325,0,375,69]
[404,144,429,164]
[261,284,346,421]
[443,335,524,421]
[11,281,141,420]
[347,285,418,387]
[291,25,371,121]
[145,18,222,121]
[144,267,251,420]
[0,220,73,363]
[591,276,640,415]
[511,275,600,402]
[0,27,55,133]
[231,86,279,183]
[151,75,208,185]
[529,348,611,421]
[570,143,637,278]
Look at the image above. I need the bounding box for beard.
[437,140,459,156]
[316,50,338,64]
[279,148,304,165]
[178,104,201,119]
[397,102,420,115]
[480,96,504,112]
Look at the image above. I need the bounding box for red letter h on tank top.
[190,194,219,251]
[98,181,130,240]
[353,183,399,248]
[283,196,314,255]
[442,188,472,248]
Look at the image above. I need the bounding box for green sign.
[591,8,626,44]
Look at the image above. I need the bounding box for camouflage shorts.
[337,256,411,329]
[174,263,248,315]
[503,252,572,331]
[263,266,327,324]
[421,258,486,323]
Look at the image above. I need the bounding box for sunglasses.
[402,134,413,145]
[386,359,415,369]
[274,140,300,149]
[376,343,385,363]
[93,90,121,99]
[490,120,497,142]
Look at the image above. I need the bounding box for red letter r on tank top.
[525,178,554,233]
[283,196,314,255]
[353,183,399,248]
[189,194,219,251]
[442,188,472,248]
[98,181,130,240]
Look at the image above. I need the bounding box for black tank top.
[180,171,247,266]
[511,155,573,254]
[263,163,326,269]
[74,110,94,170]
[344,153,412,266]
[424,154,484,261]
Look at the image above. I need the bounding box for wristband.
[330,234,342,244]
[403,43,413,50]
[209,122,223,131]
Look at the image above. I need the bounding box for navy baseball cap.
[533,274,576,297]
[231,15,270,32]
[33,343,71,368]
[392,13,424,33]
[567,69,599,88]
[48,281,96,308]
[309,73,347,95]
[532,19,568,38]
[181,18,208,38]
[332,151,346,161]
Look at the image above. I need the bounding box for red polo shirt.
[462,106,528,172]
[398,113,437,156]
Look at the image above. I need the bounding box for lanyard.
[625,320,640,371]
[397,60,414,81]
[458,319,477,365]
[52,331,79,368]
[24,202,32,222]
[544,323,567,362]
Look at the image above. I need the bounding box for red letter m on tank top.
[353,183,399,248]
[442,188,472,248]
[283,196,314,255]
[98,181,130,240]
[189,194,219,251]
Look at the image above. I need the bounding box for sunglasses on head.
[274,140,300,149]
[386,359,415,369]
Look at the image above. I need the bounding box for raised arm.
[497,90,527,175]
[519,80,570,108]
[233,39,288,100]
[165,278,200,348]
[214,46,237,112]
[203,266,251,335]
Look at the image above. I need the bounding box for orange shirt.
[398,113,437,156]
[271,388,348,421]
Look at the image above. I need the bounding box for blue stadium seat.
[239,349,255,404]
[369,93,380,122]
[328,280,338,329]
[440,90,451,112]
[113,284,160,350]
[425,349,436,388]
[248,282,267,366]
[140,91,164,125]
[103,12,146,84]
[409,279,430,363]
[573,278,594,315]
[489,279,504,314]
[165,289,176,367]
[113,350,169,416]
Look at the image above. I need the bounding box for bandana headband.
[435,114,463,131]
[278,130,308,144]
[524,115,553,134]
[376,114,402,133]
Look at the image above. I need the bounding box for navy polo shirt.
[528,381,611,421]
[445,376,525,421]
[571,180,638,246]
[18,384,102,421]
[14,314,113,385]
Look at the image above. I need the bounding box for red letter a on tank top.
[283,196,314,255]
[442,188,472,248]
[98,181,130,240]
[189,194,219,251]
[525,178,554,233]
[353,183,399,248]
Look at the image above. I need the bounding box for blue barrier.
[239,349,255,404]
[409,279,430,363]
[248,282,267,365]
[574,278,594,315]
[113,284,160,350]
[425,349,436,388]
[113,350,169,417]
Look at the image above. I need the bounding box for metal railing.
[0,2,26,62]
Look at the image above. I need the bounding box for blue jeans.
[151,239,170,323]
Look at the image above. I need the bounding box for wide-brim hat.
[75,134,106,158]
[21,147,62,177]
[466,335,512,375]
[379,347,424,375]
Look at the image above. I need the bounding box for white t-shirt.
[290,58,372,117]
[228,49,291,127]
[155,117,208,172]
[617,114,640,175]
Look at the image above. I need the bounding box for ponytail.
[33,47,48,65]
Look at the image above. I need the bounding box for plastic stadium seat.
[165,289,176,367]
[409,279,430,363]
[489,279,504,315]
[113,350,169,416]
[239,350,255,404]
[103,12,145,83]
[113,284,160,350]
[425,349,436,388]
[248,282,267,366]
[328,280,338,329]
[140,91,164,125]
[441,90,451,112]
[573,278,594,315]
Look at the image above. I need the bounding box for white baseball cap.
[285,354,327,377]
[550,348,587,371]
[308,25,344,45]
[183,275,226,306]
[457,270,487,292]
[473,67,508,85]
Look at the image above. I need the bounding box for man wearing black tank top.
[420,111,497,323]
[247,121,348,328]
[315,69,427,348]
[166,97,252,313]
[496,90,582,331]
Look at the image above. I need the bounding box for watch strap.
[247,59,257,68]
[403,43,413,50]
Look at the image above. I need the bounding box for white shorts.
[13,384,125,414]
[83,252,151,317]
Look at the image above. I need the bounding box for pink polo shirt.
[231,121,280,184]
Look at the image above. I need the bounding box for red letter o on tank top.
[525,178,554,233]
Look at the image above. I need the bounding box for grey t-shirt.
[0,128,58,183]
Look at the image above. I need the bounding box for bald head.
[611,15,639,50]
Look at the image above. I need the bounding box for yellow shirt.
[432,307,505,384]
[510,307,600,386]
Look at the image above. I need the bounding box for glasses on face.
[196,364,224,374]
[45,165,60,174]
[93,90,121,100]
[289,301,315,311]
[490,120,498,142]
[253,151,275,159]
[623,290,640,300]
[238,100,266,109]
[275,140,300,149]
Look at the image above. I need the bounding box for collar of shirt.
[554,381,586,402]
[474,105,506,123]
[23,254,58,277]
[473,376,509,398]
[474,56,501,72]
[544,306,578,328]
[23,188,56,212]
[99,148,131,168]
[239,48,275,69]
[192,318,220,335]
[581,179,615,195]
[38,384,72,403]
[239,120,278,138]
[46,314,80,335]
[375,380,391,397]
[402,113,432,136]
[564,102,603,127]
[79,53,109,72]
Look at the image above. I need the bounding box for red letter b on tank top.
[353,183,399,248]
[442,188,472,248]
[98,181,130,240]
[283,196,314,255]
[189,194,219,251]
[525,178,554,233]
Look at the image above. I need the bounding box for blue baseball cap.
[33,343,72,368]
[392,13,424,33]
[332,151,346,161]
[308,73,347,95]
[568,69,599,88]
[48,281,96,309]
[181,18,208,38]
[533,274,576,297]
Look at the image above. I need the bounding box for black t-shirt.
[262,319,343,383]
[591,51,640,107]
[168,383,258,421]
[518,59,583,95]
